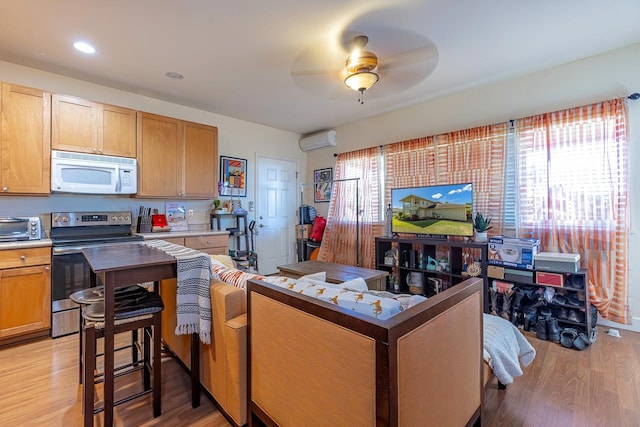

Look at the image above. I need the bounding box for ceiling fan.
[343,35,380,104]
[290,29,439,104]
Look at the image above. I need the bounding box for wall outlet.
[249,201,254,211]
[188,209,194,217]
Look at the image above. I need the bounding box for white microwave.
[51,150,137,195]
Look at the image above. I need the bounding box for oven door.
[51,246,92,338]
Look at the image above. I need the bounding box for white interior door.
[255,155,298,275]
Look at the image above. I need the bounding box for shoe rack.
[487,265,592,340]
[374,236,488,300]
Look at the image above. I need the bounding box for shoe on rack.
[536,317,548,340]
[523,306,538,332]
[567,310,580,323]
[539,307,552,320]
[552,294,567,305]
[548,317,561,342]
[558,307,569,320]
[560,328,579,348]
[566,294,582,306]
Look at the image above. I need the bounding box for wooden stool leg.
[78,311,84,384]
[143,325,151,390]
[83,324,96,427]
[132,329,139,366]
[153,315,162,417]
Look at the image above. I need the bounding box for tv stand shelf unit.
[488,265,592,338]
[375,236,488,303]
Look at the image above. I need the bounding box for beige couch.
[160,278,248,426]
[161,269,485,427]
[247,276,484,426]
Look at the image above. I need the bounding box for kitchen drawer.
[158,237,186,246]
[0,247,51,269]
[185,235,227,250]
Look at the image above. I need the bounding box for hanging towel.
[142,240,213,344]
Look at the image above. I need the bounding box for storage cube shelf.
[375,236,488,299]
[487,264,592,338]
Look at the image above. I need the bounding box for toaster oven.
[0,217,42,242]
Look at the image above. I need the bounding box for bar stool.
[70,285,148,385]
[81,291,164,426]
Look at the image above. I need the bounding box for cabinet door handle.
[20,255,26,260]
[206,240,211,245]
[2,187,7,192]
[45,266,50,271]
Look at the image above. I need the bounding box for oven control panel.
[51,211,133,227]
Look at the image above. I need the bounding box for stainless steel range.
[50,211,144,338]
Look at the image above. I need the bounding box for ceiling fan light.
[344,71,379,92]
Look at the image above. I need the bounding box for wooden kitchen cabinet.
[0,247,51,342]
[184,121,218,198]
[136,112,218,198]
[52,94,136,157]
[0,83,51,194]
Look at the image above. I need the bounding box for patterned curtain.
[515,98,629,323]
[384,124,508,237]
[318,146,382,268]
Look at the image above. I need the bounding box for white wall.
[0,60,305,229]
[307,43,640,329]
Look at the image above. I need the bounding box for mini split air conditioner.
[299,130,337,152]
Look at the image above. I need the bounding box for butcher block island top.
[277,260,388,291]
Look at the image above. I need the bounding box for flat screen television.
[390,183,474,237]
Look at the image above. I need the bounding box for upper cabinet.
[184,121,218,198]
[0,83,51,194]
[52,94,136,158]
[136,112,218,199]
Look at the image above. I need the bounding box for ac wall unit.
[299,130,337,152]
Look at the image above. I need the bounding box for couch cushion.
[262,275,402,320]
[209,259,266,290]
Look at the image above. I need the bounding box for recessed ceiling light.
[165,71,184,80]
[73,41,96,54]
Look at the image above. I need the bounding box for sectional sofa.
[160,258,485,426]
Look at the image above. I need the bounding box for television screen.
[391,183,474,237]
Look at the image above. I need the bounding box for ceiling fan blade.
[378,44,438,72]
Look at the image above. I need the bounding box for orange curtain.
[384,124,507,237]
[318,146,382,268]
[515,98,629,323]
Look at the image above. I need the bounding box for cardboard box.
[295,224,312,240]
[536,271,564,287]
[488,236,540,270]
[534,252,580,273]
[504,268,534,284]
[487,265,504,279]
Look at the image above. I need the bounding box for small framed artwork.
[220,156,247,197]
[314,167,332,203]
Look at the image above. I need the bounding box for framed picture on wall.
[220,156,247,197]
[314,167,332,203]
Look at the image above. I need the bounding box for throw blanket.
[142,240,213,344]
[483,313,536,384]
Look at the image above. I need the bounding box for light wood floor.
[483,327,640,427]
[1,327,638,426]
[0,333,231,426]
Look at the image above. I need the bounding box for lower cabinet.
[0,248,51,342]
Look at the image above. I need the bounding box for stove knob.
[111,215,117,221]
[61,216,69,222]
[118,215,124,221]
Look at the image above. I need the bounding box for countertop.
[0,239,52,250]
[0,230,228,250]
[137,230,229,240]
